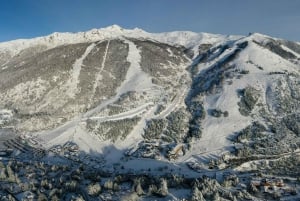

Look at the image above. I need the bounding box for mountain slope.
[0,25,300,200]
[0,26,300,200]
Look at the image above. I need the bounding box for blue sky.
[1,0,300,42]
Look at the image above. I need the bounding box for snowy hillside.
[0,26,300,200]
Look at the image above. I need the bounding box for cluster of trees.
[0,162,20,183]
[246,60,264,70]
[263,40,297,60]
[87,117,141,142]
[184,99,205,147]
[238,86,260,116]
[143,108,189,144]
[154,104,166,115]
[209,108,229,118]
[283,114,300,136]
[190,176,251,201]
[261,153,300,176]
[234,121,267,143]
[143,119,166,140]
[135,40,188,78]
[164,109,189,143]
[107,105,125,116]
[0,158,126,200]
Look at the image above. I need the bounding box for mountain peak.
[107,24,123,29]
[100,24,124,32]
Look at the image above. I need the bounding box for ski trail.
[89,40,110,107]
[66,43,96,98]
[117,38,153,94]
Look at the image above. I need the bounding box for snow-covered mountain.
[0,25,300,200]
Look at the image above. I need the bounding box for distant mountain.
[0,26,299,188]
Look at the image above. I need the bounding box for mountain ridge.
[2,25,299,55]
[0,25,241,57]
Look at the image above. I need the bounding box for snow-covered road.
[82,102,153,122]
